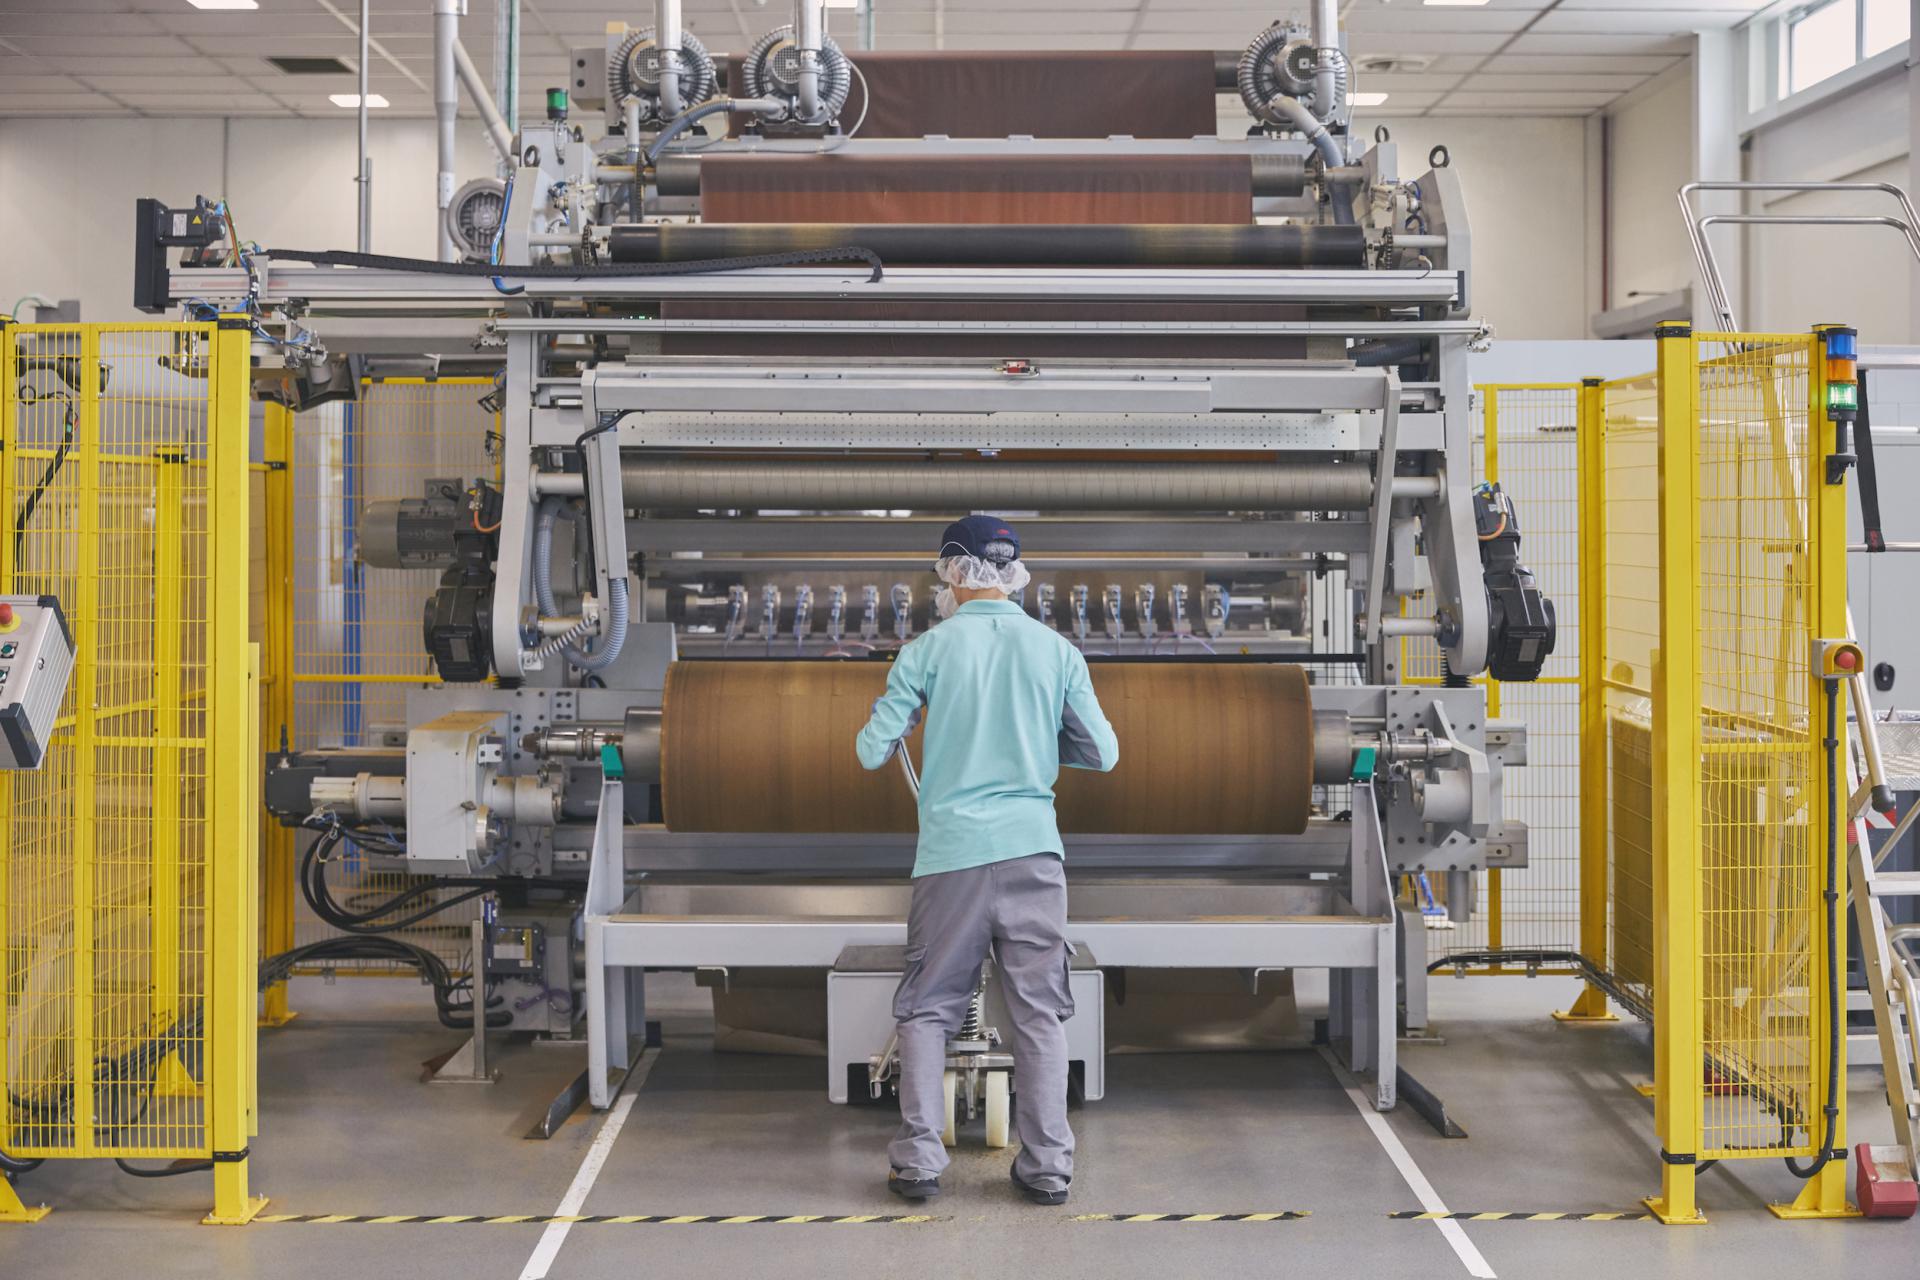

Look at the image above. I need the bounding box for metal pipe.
[657,0,684,121]
[1310,0,1340,124]
[795,0,824,124]
[453,38,514,162]
[433,0,461,262]
[613,459,1438,512]
[356,0,371,253]
[492,0,519,175]
[1678,180,1920,329]
[644,556,1317,576]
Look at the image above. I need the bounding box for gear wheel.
[739,24,851,125]
[608,26,717,126]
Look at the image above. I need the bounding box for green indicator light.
[546,86,568,119]
[1828,382,1858,411]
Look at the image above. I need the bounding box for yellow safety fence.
[1405,385,1583,975]
[1583,326,1853,1223]
[254,378,500,1009]
[0,319,262,1224]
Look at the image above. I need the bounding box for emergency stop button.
[1813,638,1865,680]
[0,603,17,632]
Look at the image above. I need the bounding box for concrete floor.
[2,971,1914,1279]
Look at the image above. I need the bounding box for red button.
[0,604,15,627]
[1837,649,1858,670]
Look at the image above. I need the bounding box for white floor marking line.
[519,1049,658,1280]
[1316,1045,1496,1280]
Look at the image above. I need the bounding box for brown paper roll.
[662,660,1312,836]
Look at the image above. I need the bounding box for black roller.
[608,222,1366,268]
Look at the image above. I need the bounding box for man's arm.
[855,640,930,770]
[1059,648,1119,772]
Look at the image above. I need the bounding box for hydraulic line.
[1784,679,1843,1179]
[259,244,883,283]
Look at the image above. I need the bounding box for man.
[855,515,1119,1206]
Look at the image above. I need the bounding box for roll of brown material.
[841,51,1223,140]
[696,154,1253,225]
[662,660,1313,836]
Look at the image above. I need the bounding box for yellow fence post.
[1772,325,1859,1219]
[260,404,297,1027]
[1645,321,1706,1226]
[0,315,51,1225]
[1558,377,1618,1024]
[204,316,266,1225]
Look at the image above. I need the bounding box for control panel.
[0,595,75,770]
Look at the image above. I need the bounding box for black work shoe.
[1009,1164,1070,1206]
[888,1169,941,1200]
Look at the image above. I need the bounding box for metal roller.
[607,222,1365,268]
[649,153,1308,200]
[620,459,1431,512]
[661,660,1314,835]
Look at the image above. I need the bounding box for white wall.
[0,117,496,322]
[1741,64,1912,341]
[1360,115,1593,341]
[1605,65,1697,309]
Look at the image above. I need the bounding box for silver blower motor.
[1238,21,1319,125]
[609,25,718,126]
[445,178,507,264]
[739,24,852,126]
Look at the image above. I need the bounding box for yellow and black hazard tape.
[1388,1211,1649,1222]
[1070,1212,1309,1223]
[254,1213,941,1226]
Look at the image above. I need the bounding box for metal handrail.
[1677,180,1920,329]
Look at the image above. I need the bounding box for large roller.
[621,458,1424,512]
[608,222,1367,269]
[662,660,1313,835]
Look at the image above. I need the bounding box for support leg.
[0,1176,50,1224]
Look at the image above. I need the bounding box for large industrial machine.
[138,0,1552,1126]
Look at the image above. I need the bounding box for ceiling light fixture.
[186,0,261,9]
[1351,92,1390,106]
[329,93,389,108]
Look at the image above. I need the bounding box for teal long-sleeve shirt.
[855,598,1120,878]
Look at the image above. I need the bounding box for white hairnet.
[932,552,1030,618]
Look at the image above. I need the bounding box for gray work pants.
[888,852,1075,1191]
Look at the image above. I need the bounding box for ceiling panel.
[0,0,1776,119]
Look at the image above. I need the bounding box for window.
[1787,0,1856,95]
[1777,0,1913,101]
[1863,0,1912,58]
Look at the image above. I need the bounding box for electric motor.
[445,178,507,264]
[608,25,718,126]
[1238,21,1317,125]
[739,24,852,126]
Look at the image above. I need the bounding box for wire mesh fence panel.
[1,323,249,1163]
[1596,373,1661,1017]
[1415,387,1582,968]
[1691,335,1823,1162]
[289,379,497,971]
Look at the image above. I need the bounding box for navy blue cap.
[936,514,1021,565]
